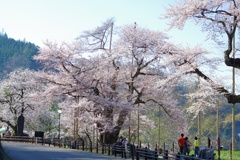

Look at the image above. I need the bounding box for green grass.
[214,150,240,160]
[189,150,240,160]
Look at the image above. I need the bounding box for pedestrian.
[118,136,123,143]
[178,133,185,154]
[5,127,10,136]
[123,138,128,152]
[122,138,126,144]
[183,137,192,155]
[194,136,199,157]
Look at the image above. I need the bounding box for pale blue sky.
[0,0,209,48]
[0,0,238,93]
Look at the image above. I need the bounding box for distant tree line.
[0,32,41,79]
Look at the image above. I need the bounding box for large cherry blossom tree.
[34,19,186,143]
[163,0,240,149]
[163,0,240,103]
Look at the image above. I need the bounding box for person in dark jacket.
[183,137,192,155]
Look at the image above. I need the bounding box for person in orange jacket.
[178,133,185,154]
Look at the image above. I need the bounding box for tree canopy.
[0,32,41,79]
[163,0,240,104]
[0,1,239,145]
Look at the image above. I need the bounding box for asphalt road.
[1,141,127,160]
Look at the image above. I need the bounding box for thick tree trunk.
[97,108,128,144]
[100,127,120,144]
[192,68,240,104]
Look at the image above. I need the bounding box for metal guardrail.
[0,136,215,160]
[1,136,34,143]
[134,147,211,160]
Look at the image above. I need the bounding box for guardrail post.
[114,145,116,157]
[217,137,220,160]
[176,152,181,160]
[124,145,127,159]
[64,138,66,148]
[136,146,139,160]
[230,142,232,160]
[53,138,55,147]
[155,147,158,160]
[96,142,98,153]
[48,139,51,147]
[108,144,110,155]
[102,143,104,154]
[131,145,134,160]
[172,142,174,152]
[82,140,85,151]
[163,142,165,152]
[121,145,124,158]
[74,140,77,149]
[208,138,211,148]
[90,142,92,152]
[164,150,168,160]
[105,143,107,154]
[145,147,148,160]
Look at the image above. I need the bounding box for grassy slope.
[215,150,240,160]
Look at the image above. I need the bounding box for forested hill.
[0,33,41,79]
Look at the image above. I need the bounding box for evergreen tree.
[0,32,41,79]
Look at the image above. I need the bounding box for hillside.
[0,31,239,149]
[0,32,41,79]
